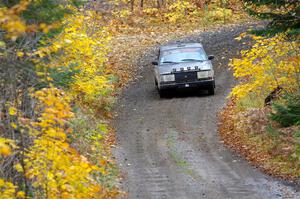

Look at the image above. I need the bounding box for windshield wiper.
[180,59,205,62]
[162,61,179,64]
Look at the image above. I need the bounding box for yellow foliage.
[0,179,17,199]
[0,138,15,157]
[16,51,24,57]
[10,122,17,129]
[208,8,233,21]
[164,1,197,23]
[0,0,30,40]
[16,191,25,198]
[24,87,116,198]
[0,0,61,41]
[0,8,119,197]
[1,1,243,198]
[8,107,17,116]
[36,11,113,110]
[230,34,300,101]
[143,8,159,16]
[116,9,132,18]
[0,144,11,157]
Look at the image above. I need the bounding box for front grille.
[175,72,197,83]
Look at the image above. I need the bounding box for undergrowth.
[219,31,300,181]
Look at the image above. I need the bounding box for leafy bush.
[230,34,300,101]
[242,0,300,36]
[270,98,300,127]
[49,64,80,88]
[164,1,197,23]
[208,8,233,21]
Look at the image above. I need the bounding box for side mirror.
[152,61,158,65]
[208,55,214,60]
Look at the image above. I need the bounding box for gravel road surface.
[113,24,300,199]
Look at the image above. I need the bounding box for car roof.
[159,43,203,52]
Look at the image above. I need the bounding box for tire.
[156,79,167,98]
[208,85,215,95]
[158,89,167,98]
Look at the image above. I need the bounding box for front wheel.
[158,89,167,98]
[208,84,215,95]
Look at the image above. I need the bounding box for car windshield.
[160,48,207,64]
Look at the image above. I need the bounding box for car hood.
[158,61,212,75]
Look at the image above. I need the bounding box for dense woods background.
[0,0,299,198]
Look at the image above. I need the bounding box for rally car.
[152,43,215,97]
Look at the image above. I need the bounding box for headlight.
[160,74,175,82]
[197,70,214,79]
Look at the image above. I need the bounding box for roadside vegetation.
[0,0,247,198]
[219,0,300,182]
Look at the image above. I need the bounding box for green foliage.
[34,64,80,89]
[290,144,300,170]
[266,124,280,138]
[22,0,82,24]
[1,0,82,25]
[68,109,119,189]
[236,91,265,111]
[293,130,300,139]
[243,0,300,35]
[270,97,300,127]
[49,64,80,88]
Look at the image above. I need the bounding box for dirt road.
[113,24,300,199]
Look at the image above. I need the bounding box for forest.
[0,0,299,198]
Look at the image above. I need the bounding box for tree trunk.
[195,0,208,9]
[140,0,144,9]
[131,0,135,12]
[157,0,161,9]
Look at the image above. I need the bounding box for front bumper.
[159,79,215,90]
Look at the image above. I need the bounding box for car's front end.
[157,61,215,96]
[153,43,216,97]
[159,64,214,90]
